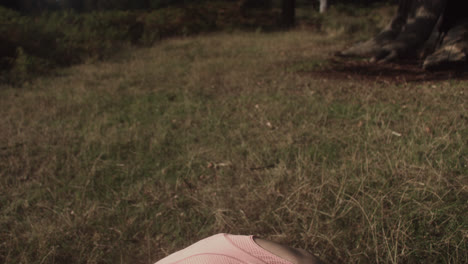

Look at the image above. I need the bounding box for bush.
[141,6,218,44]
[0,7,62,82]
[0,8,141,82]
[0,1,289,83]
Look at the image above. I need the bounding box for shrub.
[0,1,290,83]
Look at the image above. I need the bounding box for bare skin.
[253,237,324,264]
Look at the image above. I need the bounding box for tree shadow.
[310,58,468,84]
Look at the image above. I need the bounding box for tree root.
[423,20,468,70]
[339,0,446,64]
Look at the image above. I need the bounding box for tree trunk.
[282,0,296,28]
[319,0,327,14]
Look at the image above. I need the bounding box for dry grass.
[1,25,467,264]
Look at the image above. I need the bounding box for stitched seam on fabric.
[248,236,294,264]
[224,234,267,264]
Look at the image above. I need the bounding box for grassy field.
[1,9,467,264]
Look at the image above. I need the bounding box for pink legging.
[155,233,293,264]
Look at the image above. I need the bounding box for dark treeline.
[2,0,187,12]
[1,0,390,13]
[0,0,391,83]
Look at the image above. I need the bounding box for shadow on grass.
[304,58,468,84]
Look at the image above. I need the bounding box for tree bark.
[423,19,468,70]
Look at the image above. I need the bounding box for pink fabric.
[155,233,294,264]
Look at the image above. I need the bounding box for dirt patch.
[308,58,468,84]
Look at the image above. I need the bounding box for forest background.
[0,0,391,83]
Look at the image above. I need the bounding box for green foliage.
[59,0,210,11]
[9,47,50,82]
[11,48,30,81]
[318,4,391,39]
[0,5,21,19]
[0,2,284,83]
[0,7,60,81]
[0,9,142,81]
[140,6,217,44]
